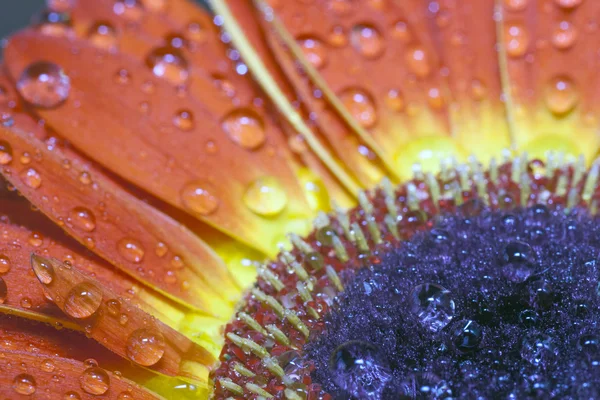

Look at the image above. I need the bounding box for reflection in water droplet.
[20,168,42,189]
[243,176,288,216]
[80,367,110,395]
[88,21,118,50]
[339,88,378,128]
[126,328,166,366]
[351,24,385,59]
[65,281,103,319]
[70,207,96,232]
[17,61,70,108]
[32,257,55,285]
[505,24,529,58]
[146,46,189,85]
[221,109,266,149]
[0,254,10,274]
[298,36,328,69]
[409,283,455,332]
[406,45,431,77]
[173,109,194,131]
[545,76,578,115]
[13,373,36,395]
[180,181,219,215]
[40,358,56,372]
[0,277,7,304]
[0,140,12,165]
[117,238,145,263]
[113,0,144,22]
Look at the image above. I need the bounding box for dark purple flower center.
[306,205,600,399]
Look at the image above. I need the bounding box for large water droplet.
[180,181,219,215]
[521,334,558,366]
[501,240,535,282]
[173,109,194,131]
[32,256,55,285]
[36,9,72,37]
[146,46,189,85]
[69,207,96,232]
[243,176,288,216]
[80,367,110,395]
[298,36,328,69]
[350,24,385,59]
[88,21,118,50]
[126,328,166,366]
[409,283,455,332]
[0,277,7,304]
[545,76,578,115]
[552,21,577,50]
[221,109,266,150]
[20,168,42,189]
[17,61,70,108]
[0,140,13,165]
[339,88,377,128]
[13,373,36,395]
[452,320,483,353]
[329,341,391,398]
[505,24,529,58]
[0,254,10,274]
[117,238,145,263]
[65,281,103,318]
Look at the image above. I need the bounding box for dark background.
[0,0,209,37]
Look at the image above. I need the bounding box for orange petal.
[498,0,600,161]
[0,100,239,314]
[0,348,161,399]
[4,29,314,254]
[30,254,216,384]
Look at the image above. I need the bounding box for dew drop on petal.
[40,358,56,372]
[32,257,55,285]
[406,45,431,77]
[116,238,145,263]
[552,21,577,50]
[298,36,328,69]
[0,140,13,165]
[243,176,288,216]
[350,24,385,59]
[505,24,529,58]
[87,21,118,50]
[504,0,528,11]
[554,0,582,9]
[221,109,266,149]
[126,328,166,366]
[20,168,42,189]
[409,283,455,332]
[17,61,70,108]
[113,0,144,22]
[0,277,8,304]
[145,46,189,85]
[385,89,404,112]
[180,181,219,215]
[502,240,535,282]
[64,281,103,319]
[69,207,96,232]
[452,320,483,353]
[328,26,347,47]
[13,373,36,395]
[545,76,578,115]
[339,88,378,128]
[64,391,81,399]
[79,367,110,395]
[79,171,92,185]
[173,109,194,131]
[0,254,11,274]
[36,9,73,37]
[521,334,558,366]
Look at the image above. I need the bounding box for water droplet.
[452,320,483,353]
[79,171,92,185]
[64,281,103,319]
[521,333,558,366]
[545,76,578,115]
[17,61,70,108]
[126,328,166,366]
[502,240,535,282]
[471,79,487,101]
[554,0,582,9]
[351,24,384,59]
[519,309,539,327]
[505,24,529,58]
[106,298,121,316]
[406,45,431,77]
[504,0,528,11]
[40,358,56,372]
[64,391,81,400]
[173,109,194,131]
[114,68,131,85]
[36,9,72,37]
[221,109,266,149]
[0,254,11,274]
[113,0,144,22]
[20,167,42,189]
[32,257,55,285]
[329,341,391,398]
[305,252,324,271]
[117,238,145,263]
[552,21,577,50]
[0,140,13,165]
[13,373,36,395]
[146,46,189,85]
[427,87,445,109]
[243,176,288,216]
[409,283,455,332]
[0,277,7,304]
[21,297,32,308]
[186,21,206,43]
[155,242,168,257]
[339,88,377,128]
[29,232,44,247]
[180,181,219,215]
[328,26,347,47]
[80,367,110,395]
[69,207,96,232]
[391,20,411,41]
[47,0,75,12]
[298,36,328,69]
[577,334,599,364]
[328,0,352,14]
[385,89,404,112]
[527,279,553,310]
[88,21,118,50]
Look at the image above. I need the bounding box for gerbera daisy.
[0,0,598,399]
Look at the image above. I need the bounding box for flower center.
[306,205,600,399]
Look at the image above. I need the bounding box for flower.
[0,0,599,399]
